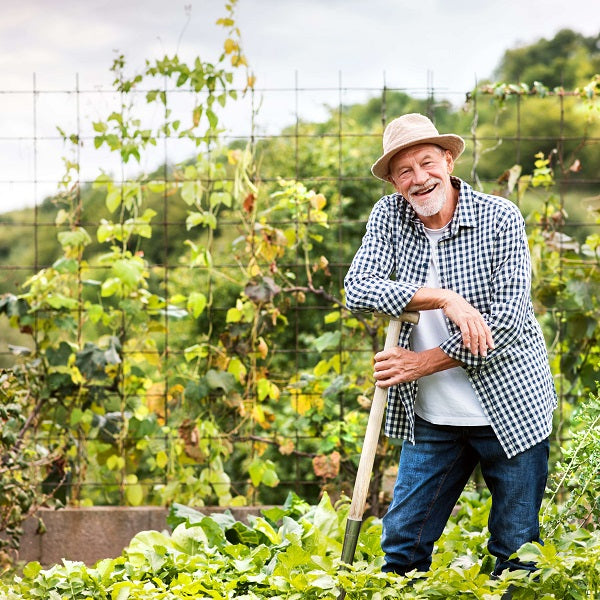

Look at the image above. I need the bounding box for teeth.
[417,185,435,195]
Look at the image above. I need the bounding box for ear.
[445,150,455,174]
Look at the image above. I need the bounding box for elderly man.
[344,113,556,577]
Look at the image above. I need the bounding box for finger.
[374,363,395,379]
[460,323,474,355]
[474,320,494,357]
[485,326,495,351]
[374,349,391,362]
[471,320,487,357]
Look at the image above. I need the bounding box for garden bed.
[16,505,268,566]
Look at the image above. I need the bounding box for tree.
[494,29,600,88]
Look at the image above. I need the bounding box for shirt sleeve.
[439,206,532,370]
[344,198,420,316]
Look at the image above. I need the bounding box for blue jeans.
[381,415,549,576]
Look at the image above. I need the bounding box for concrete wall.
[17,506,265,567]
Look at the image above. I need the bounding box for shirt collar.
[453,178,478,229]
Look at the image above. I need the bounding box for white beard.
[407,178,446,217]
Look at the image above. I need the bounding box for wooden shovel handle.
[347,312,418,521]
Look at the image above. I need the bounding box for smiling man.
[344,113,557,579]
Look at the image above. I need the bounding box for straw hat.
[371,113,465,181]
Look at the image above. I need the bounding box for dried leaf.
[312,451,341,479]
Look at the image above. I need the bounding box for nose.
[412,164,429,185]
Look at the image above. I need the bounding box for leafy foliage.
[2,492,600,599]
[494,28,600,88]
[1,16,600,582]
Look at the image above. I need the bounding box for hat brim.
[371,134,465,182]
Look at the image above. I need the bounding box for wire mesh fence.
[1,72,599,510]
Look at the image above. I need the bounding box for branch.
[238,434,316,458]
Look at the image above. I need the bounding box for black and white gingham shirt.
[344,178,557,458]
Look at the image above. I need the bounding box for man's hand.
[406,288,494,357]
[373,346,461,388]
[439,290,494,357]
[373,346,422,388]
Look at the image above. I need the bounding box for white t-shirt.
[409,224,490,426]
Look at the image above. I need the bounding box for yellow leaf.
[231,54,247,67]
[310,193,327,210]
[313,359,330,377]
[226,307,243,323]
[278,438,295,455]
[125,483,144,506]
[193,106,202,127]
[248,260,261,277]
[69,365,85,385]
[252,439,269,456]
[224,38,237,54]
[257,337,268,359]
[293,393,312,415]
[156,450,168,469]
[228,356,247,383]
[228,149,242,164]
[106,454,125,471]
[269,382,280,401]
[229,495,247,506]
[252,405,270,430]
[247,74,256,89]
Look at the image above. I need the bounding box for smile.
[413,183,438,196]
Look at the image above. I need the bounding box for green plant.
[0,366,63,567]
[543,387,600,535]
[2,492,599,599]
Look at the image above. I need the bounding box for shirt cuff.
[439,334,488,370]
[377,283,421,317]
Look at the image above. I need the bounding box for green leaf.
[22,561,42,579]
[101,277,121,297]
[46,341,74,366]
[156,450,168,469]
[226,307,243,323]
[324,311,340,324]
[205,369,235,393]
[248,458,279,488]
[57,228,92,249]
[248,458,265,487]
[207,108,218,129]
[313,331,341,353]
[125,482,144,507]
[167,503,206,529]
[171,522,208,554]
[106,188,122,213]
[112,258,144,290]
[181,181,199,206]
[186,210,217,230]
[46,294,79,310]
[52,257,78,274]
[187,292,207,318]
[209,191,232,208]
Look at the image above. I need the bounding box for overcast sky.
[2,0,600,211]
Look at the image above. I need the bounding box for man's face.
[388,144,454,218]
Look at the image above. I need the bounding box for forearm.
[373,345,462,388]
[407,287,494,357]
[418,346,462,377]
[405,287,454,311]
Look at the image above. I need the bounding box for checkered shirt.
[344,178,557,458]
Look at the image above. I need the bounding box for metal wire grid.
[1,74,599,506]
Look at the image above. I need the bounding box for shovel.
[338,312,419,598]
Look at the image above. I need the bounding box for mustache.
[408,177,442,196]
